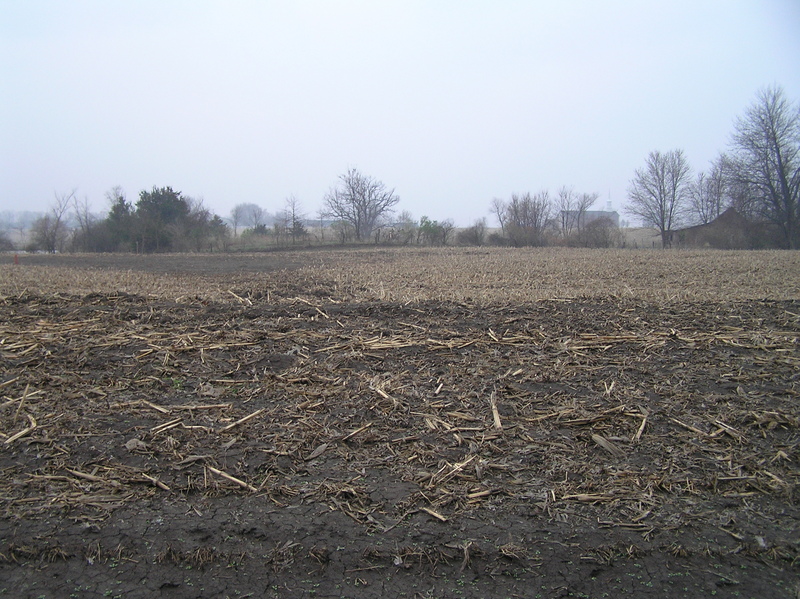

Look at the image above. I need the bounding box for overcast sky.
[2,1,799,226]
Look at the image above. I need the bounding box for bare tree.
[2,211,34,244]
[575,217,623,248]
[70,194,98,251]
[501,191,552,247]
[32,189,75,252]
[556,186,598,237]
[0,230,13,251]
[230,204,245,237]
[729,86,800,248]
[315,208,328,242]
[104,186,126,210]
[688,158,727,225]
[284,195,306,245]
[323,168,400,241]
[456,217,487,246]
[182,197,213,251]
[440,219,455,245]
[556,187,578,236]
[393,210,417,244]
[490,197,507,234]
[626,149,692,248]
[577,192,599,224]
[232,203,268,232]
[725,172,760,220]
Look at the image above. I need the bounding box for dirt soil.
[1,251,799,598]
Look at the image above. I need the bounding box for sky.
[1,1,799,227]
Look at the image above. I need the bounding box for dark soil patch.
[9,247,388,275]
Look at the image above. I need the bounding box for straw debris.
[0,248,798,593]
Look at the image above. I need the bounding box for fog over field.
[2,1,799,225]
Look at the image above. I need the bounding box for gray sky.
[2,1,799,226]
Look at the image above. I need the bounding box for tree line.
[627,85,800,249]
[7,86,796,253]
[45,186,231,253]
[10,168,617,252]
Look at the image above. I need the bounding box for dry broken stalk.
[13,383,30,423]
[219,408,265,432]
[4,413,37,445]
[341,422,373,442]
[591,434,625,457]
[490,391,503,431]
[206,466,258,493]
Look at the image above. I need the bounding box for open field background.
[1,248,799,598]
[3,247,799,303]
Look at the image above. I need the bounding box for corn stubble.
[0,247,798,595]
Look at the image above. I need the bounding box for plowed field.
[1,248,799,598]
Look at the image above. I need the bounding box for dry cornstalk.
[14,383,30,423]
[597,520,651,531]
[4,413,37,444]
[305,443,329,461]
[206,465,257,492]
[1,389,43,408]
[67,468,123,488]
[591,434,625,457]
[563,493,617,503]
[173,403,232,411]
[140,400,170,413]
[227,289,252,305]
[459,541,473,573]
[151,418,182,434]
[670,417,709,438]
[564,405,626,426]
[525,408,576,423]
[421,506,447,522]
[373,387,391,400]
[447,411,479,421]
[489,391,503,430]
[633,415,647,443]
[140,473,170,491]
[709,419,744,441]
[466,489,493,504]
[428,455,476,488]
[341,422,373,442]
[219,408,265,432]
[762,469,789,488]
[0,376,19,389]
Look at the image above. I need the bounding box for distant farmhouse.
[672,208,783,249]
